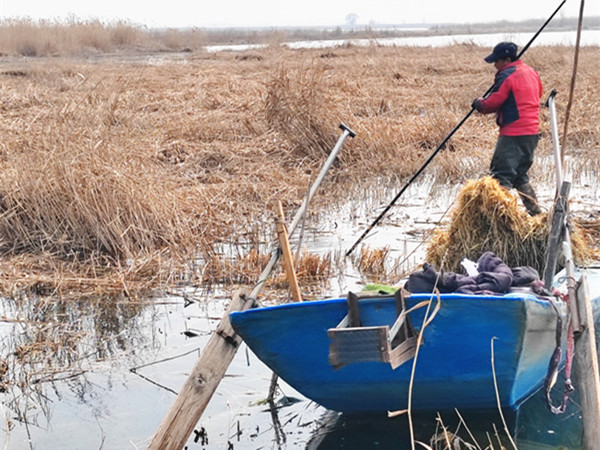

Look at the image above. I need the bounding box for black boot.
[516,182,542,216]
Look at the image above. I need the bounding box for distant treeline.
[0,16,598,57]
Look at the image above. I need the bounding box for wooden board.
[574,274,600,450]
[148,290,254,450]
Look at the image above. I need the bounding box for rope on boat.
[544,289,576,414]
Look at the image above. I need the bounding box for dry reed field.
[0,24,599,445]
[0,39,599,297]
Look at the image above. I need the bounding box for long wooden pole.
[148,291,254,450]
[566,5,600,440]
[268,201,305,400]
[542,11,600,443]
[560,0,585,166]
[574,274,600,449]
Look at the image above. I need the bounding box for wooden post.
[148,290,254,450]
[574,274,600,450]
[275,201,302,303]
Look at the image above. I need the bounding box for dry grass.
[0,19,206,56]
[295,251,333,282]
[355,246,391,282]
[425,176,598,274]
[0,41,598,297]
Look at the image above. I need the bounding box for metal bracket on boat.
[327,289,417,370]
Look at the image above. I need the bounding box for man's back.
[479,60,543,136]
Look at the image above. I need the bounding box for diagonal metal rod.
[345,0,567,257]
[545,89,563,191]
[251,123,356,300]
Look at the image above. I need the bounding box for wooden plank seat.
[328,289,417,370]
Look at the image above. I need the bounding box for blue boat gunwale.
[230,291,556,317]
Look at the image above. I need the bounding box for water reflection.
[303,389,582,450]
[0,285,593,449]
[0,294,150,431]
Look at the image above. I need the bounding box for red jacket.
[478,60,543,136]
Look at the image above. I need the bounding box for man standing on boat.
[472,41,543,216]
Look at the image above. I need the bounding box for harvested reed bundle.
[426,176,595,275]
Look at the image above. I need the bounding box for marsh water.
[1,176,599,449]
[204,29,600,53]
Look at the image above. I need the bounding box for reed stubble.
[0,44,598,296]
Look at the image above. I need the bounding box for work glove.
[471,98,483,112]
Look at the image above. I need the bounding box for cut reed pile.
[426,176,597,275]
[0,43,598,297]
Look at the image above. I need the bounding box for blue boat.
[230,282,599,414]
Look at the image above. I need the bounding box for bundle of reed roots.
[426,176,596,275]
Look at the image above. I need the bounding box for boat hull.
[230,292,567,413]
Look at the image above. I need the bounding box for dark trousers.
[490,134,539,189]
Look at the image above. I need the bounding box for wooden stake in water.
[574,275,600,450]
[275,200,302,303]
[148,290,254,450]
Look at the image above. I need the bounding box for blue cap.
[484,42,518,63]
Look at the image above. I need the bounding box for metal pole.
[251,123,356,300]
[288,123,356,236]
[545,89,563,191]
[345,0,567,256]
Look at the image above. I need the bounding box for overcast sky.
[0,0,596,29]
